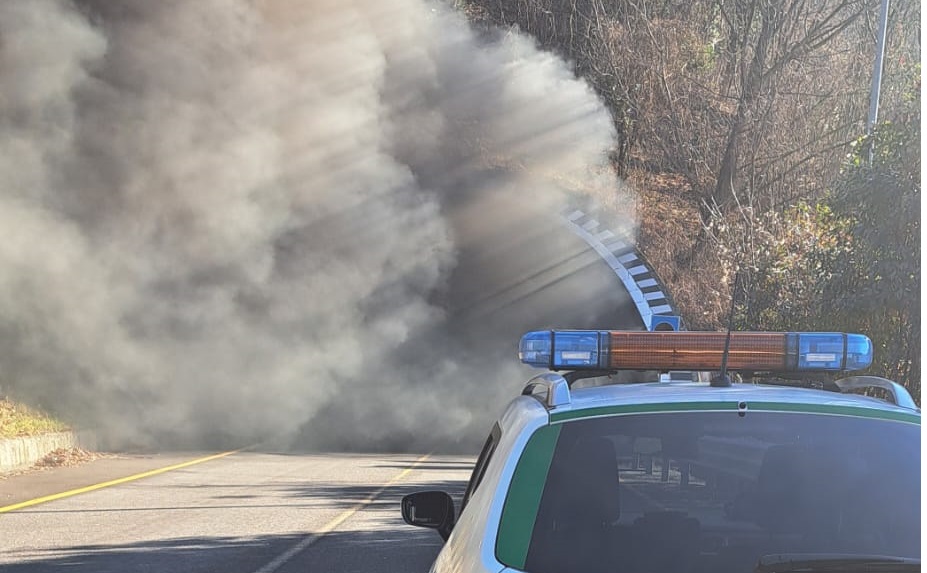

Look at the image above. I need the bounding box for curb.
[0,430,97,474]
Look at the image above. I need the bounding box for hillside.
[459,0,921,398]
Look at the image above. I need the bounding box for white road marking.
[251,453,431,573]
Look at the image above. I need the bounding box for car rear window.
[496,407,920,573]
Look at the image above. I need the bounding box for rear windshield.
[499,409,920,573]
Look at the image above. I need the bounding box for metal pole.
[867,0,891,165]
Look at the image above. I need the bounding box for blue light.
[519,330,605,369]
[519,331,553,368]
[794,333,872,371]
[845,333,873,370]
[796,333,844,369]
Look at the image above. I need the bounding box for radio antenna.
[712,269,740,388]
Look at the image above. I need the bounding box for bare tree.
[712,0,873,205]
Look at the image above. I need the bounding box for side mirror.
[401,491,456,541]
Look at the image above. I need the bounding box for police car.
[402,329,921,573]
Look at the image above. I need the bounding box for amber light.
[609,332,788,371]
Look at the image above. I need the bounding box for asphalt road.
[0,451,471,573]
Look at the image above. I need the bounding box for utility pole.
[866,0,891,166]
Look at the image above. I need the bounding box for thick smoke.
[0,0,628,451]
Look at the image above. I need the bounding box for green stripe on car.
[550,401,920,425]
[550,400,737,422]
[495,424,561,569]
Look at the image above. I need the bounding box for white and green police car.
[402,330,920,573]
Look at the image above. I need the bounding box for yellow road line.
[253,453,432,573]
[0,448,244,514]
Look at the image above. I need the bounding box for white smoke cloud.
[0,0,626,451]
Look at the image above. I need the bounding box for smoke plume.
[0,0,629,451]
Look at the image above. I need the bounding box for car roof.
[545,380,921,424]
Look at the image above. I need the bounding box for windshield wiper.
[757,554,921,573]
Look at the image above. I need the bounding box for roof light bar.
[518,331,872,373]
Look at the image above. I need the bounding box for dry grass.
[0,399,69,439]
[626,168,728,331]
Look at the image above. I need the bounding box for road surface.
[0,451,471,572]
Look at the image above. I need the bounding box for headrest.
[557,437,620,524]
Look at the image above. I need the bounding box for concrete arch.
[560,208,679,330]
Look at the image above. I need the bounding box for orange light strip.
[609,332,788,370]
